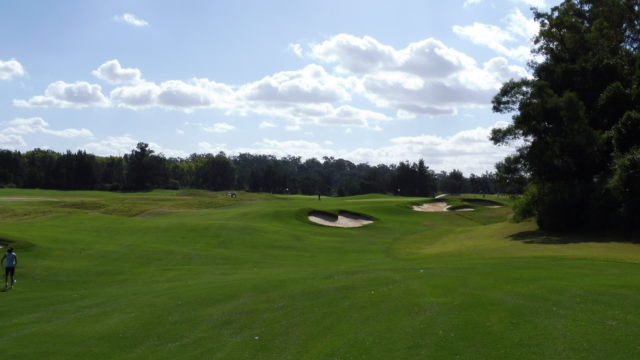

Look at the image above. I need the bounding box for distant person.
[318,193,321,201]
[1,247,17,289]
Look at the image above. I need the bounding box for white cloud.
[81,135,187,158]
[515,0,546,8]
[251,138,337,158]
[288,43,304,57]
[463,0,483,7]
[110,78,235,112]
[115,13,149,27]
[13,33,527,123]
[0,59,25,80]
[311,34,397,74]
[285,124,301,131]
[453,8,539,62]
[505,8,540,40]
[202,122,235,133]
[202,122,516,174]
[197,141,227,154]
[453,23,531,61]
[14,81,109,109]
[0,133,26,148]
[93,59,142,84]
[239,64,352,104]
[483,57,530,83]
[259,121,277,129]
[2,117,92,139]
[176,129,185,134]
[311,34,527,117]
[340,121,516,174]
[81,135,139,155]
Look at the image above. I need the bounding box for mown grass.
[0,189,639,359]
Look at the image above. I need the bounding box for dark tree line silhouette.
[0,142,506,196]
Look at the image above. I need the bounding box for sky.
[0,0,560,175]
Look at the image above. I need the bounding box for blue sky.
[0,0,558,174]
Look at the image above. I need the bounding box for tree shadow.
[509,230,640,245]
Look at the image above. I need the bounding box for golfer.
[1,247,17,289]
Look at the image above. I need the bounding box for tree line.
[0,142,511,196]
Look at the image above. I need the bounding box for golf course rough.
[1,189,640,360]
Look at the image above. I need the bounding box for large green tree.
[491,0,640,231]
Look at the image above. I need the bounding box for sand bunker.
[449,206,475,212]
[413,202,476,212]
[308,210,373,228]
[413,202,450,212]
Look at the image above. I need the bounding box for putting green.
[1,189,639,359]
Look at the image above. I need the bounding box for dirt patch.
[413,202,450,212]
[308,210,373,228]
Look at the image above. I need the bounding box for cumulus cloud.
[110,78,235,112]
[1,117,92,140]
[93,59,142,84]
[453,8,539,61]
[341,121,516,174]
[288,43,304,57]
[311,35,397,74]
[81,135,138,155]
[505,8,540,40]
[81,135,187,158]
[483,57,530,83]
[115,13,149,27]
[310,34,527,117]
[199,122,516,174]
[14,33,527,123]
[197,141,229,154]
[0,59,25,80]
[0,133,26,148]
[202,122,235,133]
[239,64,352,104]
[14,81,109,109]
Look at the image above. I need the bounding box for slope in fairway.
[1,189,639,359]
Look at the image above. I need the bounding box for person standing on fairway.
[1,247,17,289]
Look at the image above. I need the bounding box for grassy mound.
[462,198,503,207]
[1,189,639,359]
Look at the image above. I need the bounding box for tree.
[124,142,167,190]
[491,0,640,231]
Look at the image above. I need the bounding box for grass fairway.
[1,189,639,359]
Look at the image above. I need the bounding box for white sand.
[413,202,476,212]
[413,202,450,212]
[308,212,373,228]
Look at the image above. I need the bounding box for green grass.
[1,189,639,359]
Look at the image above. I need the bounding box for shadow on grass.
[509,230,640,245]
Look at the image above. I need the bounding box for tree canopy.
[491,0,640,231]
